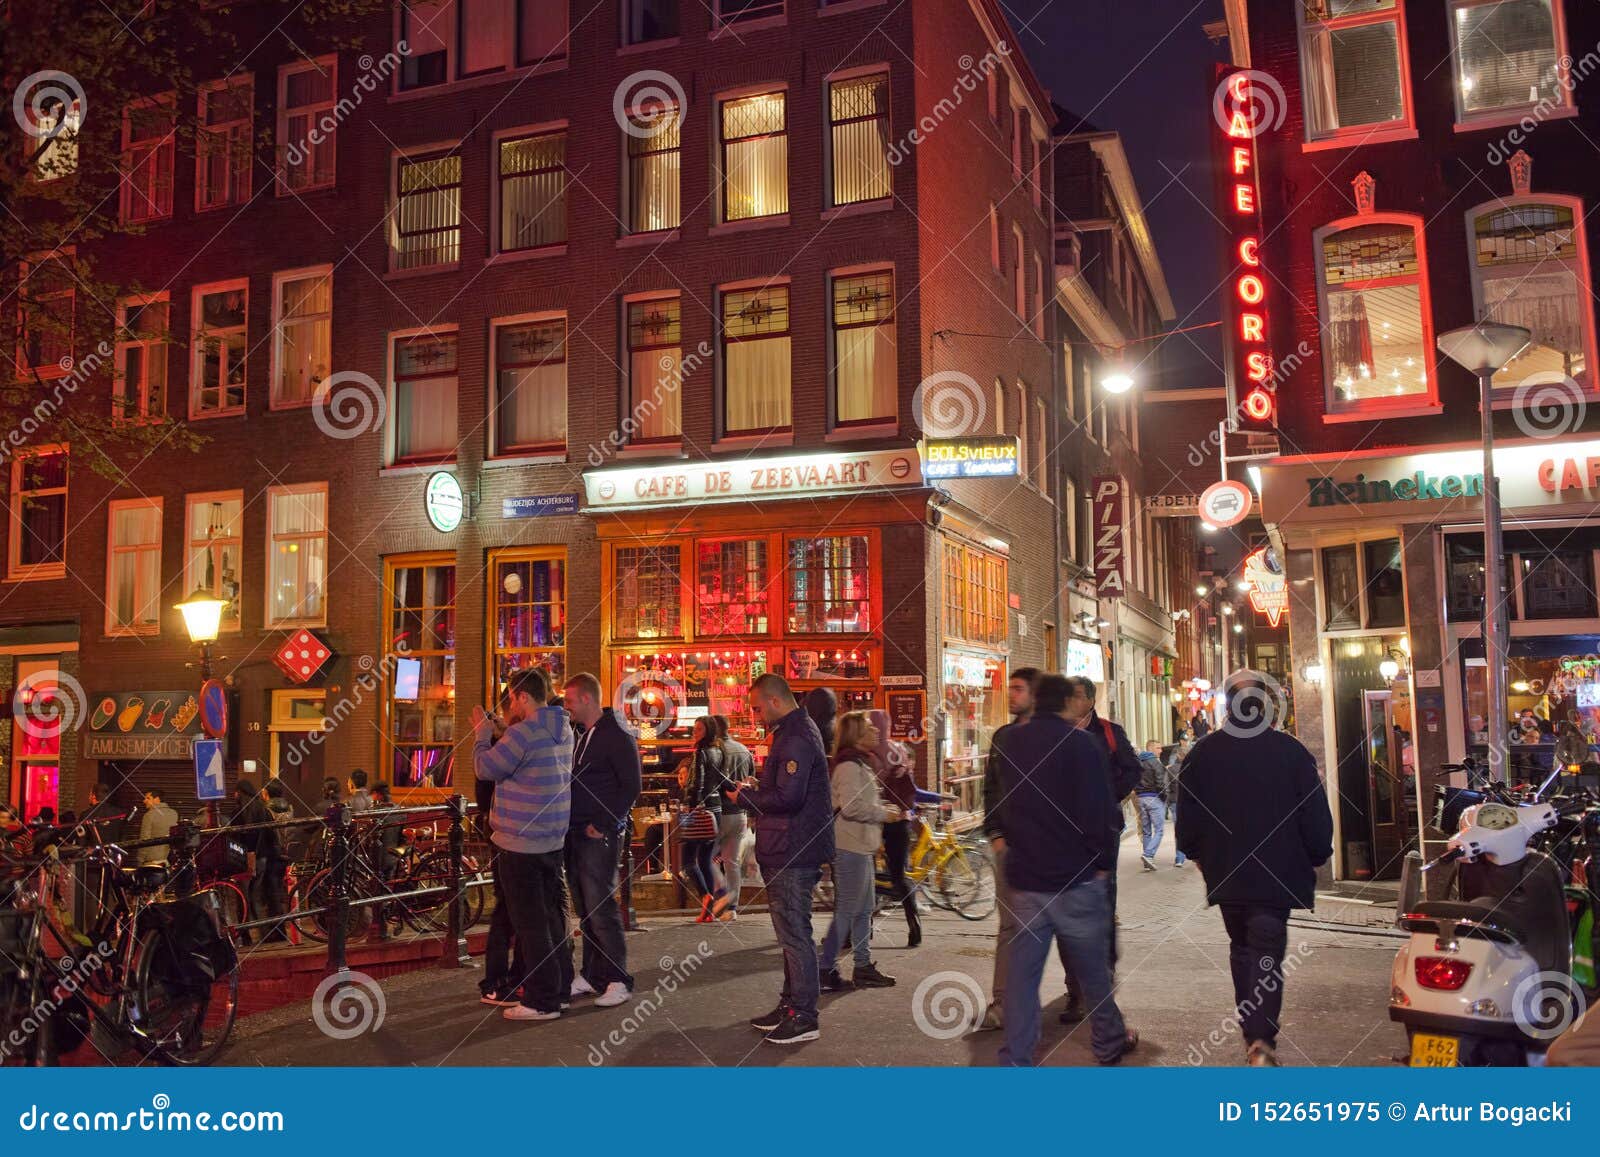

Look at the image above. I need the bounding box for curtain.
[461,0,512,73]
[832,118,891,205]
[725,135,788,219]
[835,322,896,422]
[726,336,791,430]
[1326,290,1375,382]
[501,135,566,248]
[397,375,458,459]
[1303,25,1342,132]
[630,347,682,439]
[629,138,680,232]
[498,362,566,450]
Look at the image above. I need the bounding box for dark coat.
[1175,726,1334,910]
[992,714,1116,892]
[740,707,834,872]
[1081,711,1143,832]
[981,715,1023,838]
[568,708,643,832]
[685,743,728,813]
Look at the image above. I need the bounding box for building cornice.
[1056,131,1177,322]
[1054,266,1126,348]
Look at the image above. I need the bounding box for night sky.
[1003,0,1230,386]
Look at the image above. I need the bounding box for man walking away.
[734,673,834,1045]
[1176,670,1333,1066]
[977,667,1040,1031]
[1136,741,1169,871]
[995,674,1138,1066]
[473,668,574,1023]
[1167,732,1192,865]
[562,672,642,1009]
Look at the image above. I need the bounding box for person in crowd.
[256,779,294,942]
[1058,675,1143,1023]
[82,782,127,847]
[1136,740,1170,872]
[561,672,641,1008]
[321,776,343,811]
[733,672,834,1045]
[476,693,527,1008]
[346,769,373,812]
[1176,670,1334,1067]
[994,674,1137,1066]
[230,779,276,916]
[712,714,750,921]
[978,667,1041,1031]
[1,804,33,858]
[818,711,902,992]
[137,787,178,866]
[1167,732,1192,865]
[473,668,574,1022]
[679,715,729,922]
[866,707,919,947]
[804,686,838,753]
[370,782,404,878]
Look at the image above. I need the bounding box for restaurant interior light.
[1379,658,1401,683]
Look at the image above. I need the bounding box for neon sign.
[1241,547,1287,628]
[1215,69,1275,431]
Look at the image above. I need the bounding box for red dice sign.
[274,629,331,684]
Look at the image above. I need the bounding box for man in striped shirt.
[473,667,574,1022]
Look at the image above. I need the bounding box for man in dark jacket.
[1135,741,1170,871]
[978,666,1039,1031]
[1176,670,1334,1067]
[994,674,1137,1066]
[733,672,833,1045]
[562,672,643,1008]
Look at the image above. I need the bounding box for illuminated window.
[385,555,457,788]
[719,91,787,222]
[390,332,459,464]
[120,97,175,223]
[1314,218,1433,411]
[9,449,67,579]
[1450,0,1567,122]
[196,77,253,211]
[721,284,791,434]
[626,297,683,443]
[1467,198,1591,391]
[626,106,681,233]
[787,535,871,634]
[185,491,241,632]
[272,267,331,407]
[266,483,328,627]
[106,498,162,636]
[25,95,79,180]
[277,56,336,193]
[943,540,1007,646]
[697,538,770,635]
[392,151,462,270]
[1298,0,1410,141]
[491,548,567,700]
[614,545,683,639]
[190,280,248,416]
[828,72,890,207]
[493,317,567,455]
[498,128,567,252]
[831,270,896,426]
[115,296,168,421]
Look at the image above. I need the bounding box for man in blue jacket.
[733,672,833,1045]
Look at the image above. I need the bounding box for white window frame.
[277,55,337,194]
[270,265,332,410]
[489,310,568,459]
[120,94,176,224]
[189,278,249,419]
[105,497,163,638]
[389,144,464,273]
[195,75,254,212]
[185,490,243,633]
[114,292,169,423]
[1296,0,1416,148]
[717,277,792,439]
[1449,0,1571,130]
[7,446,68,582]
[265,482,329,629]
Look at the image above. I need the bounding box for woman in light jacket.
[817,711,903,992]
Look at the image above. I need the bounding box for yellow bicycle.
[876,804,995,920]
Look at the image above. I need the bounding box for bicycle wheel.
[401,852,486,933]
[290,868,370,943]
[197,880,247,935]
[132,927,238,1066]
[935,844,996,920]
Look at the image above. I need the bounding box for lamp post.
[1437,321,1532,782]
[175,588,228,679]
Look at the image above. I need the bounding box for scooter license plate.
[1410,1032,1460,1067]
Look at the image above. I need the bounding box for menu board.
[886,690,926,741]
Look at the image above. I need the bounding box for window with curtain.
[191,282,247,415]
[697,538,770,634]
[627,108,681,233]
[197,78,253,210]
[829,73,890,206]
[613,545,683,639]
[267,485,328,626]
[1317,220,1430,408]
[115,297,168,421]
[499,129,567,252]
[393,152,462,269]
[492,549,567,698]
[788,535,871,634]
[625,0,678,43]
[186,492,241,631]
[627,297,683,443]
[720,91,787,222]
[9,450,67,577]
[722,285,791,434]
[1468,200,1589,390]
[494,318,567,455]
[107,499,162,636]
[1299,0,1408,139]
[391,333,459,463]
[831,270,895,426]
[278,58,335,192]
[121,99,175,223]
[1451,0,1565,120]
[400,0,451,89]
[273,268,331,406]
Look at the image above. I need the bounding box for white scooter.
[1389,798,1581,1066]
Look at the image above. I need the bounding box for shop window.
[788,535,871,634]
[1315,217,1433,413]
[828,72,891,207]
[9,448,68,579]
[613,545,683,639]
[106,498,162,636]
[1467,198,1591,392]
[386,557,457,788]
[392,151,462,270]
[492,317,566,455]
[498,128,567,252]
[697,538,770,635]
[120,97,175,223]
[721,284,791,434]
[624,0,678,44]
[1322,544,1361,629]
[272,266,331,407]
[114,296,168,421]
[491,549,567,700]
[1297,0,1410,142]
[1446,536,1513,622]
[185,492,241,632]
[719,91,787,222]
[943,540,1007,647]
[277,56,336,193]
[1363,538,1406,628]
[10,659,64,822]
[625,105,681,234]
[390,332,459,464]
[830,270,896,426]
[1521,550,1595,619]
[266,484,328,627]
[190,280,248,417]
[1450,0,1567,123]
[196,77,253,211]
[625,297,683,443]
[18,255,74,380]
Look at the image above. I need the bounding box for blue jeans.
[565,826,632,991]
[819,850,874,970]
[1138,795,1165,859]
[1000,876,1126,1066]
[1170,798,1185,864]
[765,864,822,1020]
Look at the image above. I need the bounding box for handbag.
[677,807,718,842]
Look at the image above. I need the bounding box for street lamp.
[1437,320,1531,782]
[1101,369,1135,395]
[175,588,229,679]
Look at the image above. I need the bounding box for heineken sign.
[1308,471,1487,507]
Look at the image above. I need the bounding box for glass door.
[1363,688,1410,878]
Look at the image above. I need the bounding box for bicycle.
[874,802,996,921]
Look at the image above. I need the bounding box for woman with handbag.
[679,716,728,922]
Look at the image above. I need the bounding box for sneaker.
[1140,855,1157,872]
[711,891,734,919]
[765,1012,820,1045]
[1058,1002,1085,1025]
[975,1002,1003,1032]
[594,982,632,1008]
[852,962,897,988]
[819,968,853,993]
[503,1005,561,1022]
[570,977,597,999]
[479,988,519,1007]
[1098,1028,1140,1066]
[1246,1041,1280,1067]
[717,908,738,922]
[749,1004,788,1032]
